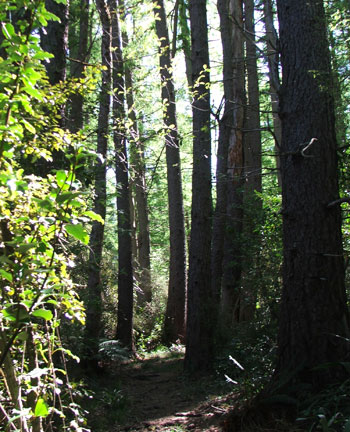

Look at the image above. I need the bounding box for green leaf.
[32,309,53,321]
[84,211,104,224]
[56,191,82,203]
[32,51,54,61]
[0,269,12,282]
[23,85,43,100]
[33,198,53,210]
[56,170,68,188]
[16,331,28,341]
[22,119,36,134]
[2,22,15,40]
[65,224,89,245]
[34,398,49,418]
[4,305,29,322]
[17,243,37,253]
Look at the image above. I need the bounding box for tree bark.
[272,0,350,390]
[178,0,193,89]
[184,0,213,373]
[220,0,245,324]
[119,0,153,306]
[153,0,187,344]
[84,0,111,369]
[68,0,90,133]
[240,0,262,322]
[263,0,282,187]
[40,0,69,86]
[109,0,134,351]
[212,0,234,315]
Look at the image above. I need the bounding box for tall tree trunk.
[240,0,262,322]
[178,0,193,89]
[263,0,282,187]
[129,128,152,307]
[184,0,213,373]
[220,0,245,324]
[40,0,69,86]
[68,0,90,133]
[120,0,152,306]
[36,0,69,177]
[153,0,187,344]
[109,0,134,351]
[272,0,350,390]
[84,0,111,369]
[212,0,234,316]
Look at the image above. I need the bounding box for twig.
[327,197,350,208]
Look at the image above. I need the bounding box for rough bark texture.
[153,0,187,344]
[240,0,262,322]
[178,0,193,89]
[40,0,69,85]
[69,0,90,133]
[84,0,111,368]
[273,0,350,389]
[184,0,213,373]
[220,0,245,324]
[109,0,134,351]
[263,0,282,187]
[212,0,233,313]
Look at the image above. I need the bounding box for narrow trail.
[111,352,235,431]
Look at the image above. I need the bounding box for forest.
[0,0,350,430]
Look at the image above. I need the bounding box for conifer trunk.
[220,0,245,324]
[40,0,69,86]
[263,0,282,187]
[120,0,153,306]
[109,0,134,351]
[240,0,262,322]
[84,0,111,369]
[69,0,90,133]
[272,0,350,389]
[185,0,213,373]
[153,0,187,344]
[212,0,234,312]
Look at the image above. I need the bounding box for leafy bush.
[0,1,99,429]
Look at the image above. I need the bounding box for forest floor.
[90,349,237,431]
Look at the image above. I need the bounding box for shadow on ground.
[88,351,235,431]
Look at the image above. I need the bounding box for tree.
[110,0,134,351]
[40,0,69,86]
[184,0,213,372]
[272,0,350,390]
[84,0,111,368]
[263,0,282,187]
[220,0,246,323]
[177,0,192,89]
[68,0,90,133]
[153,0,187,344]
[120,0,153,306]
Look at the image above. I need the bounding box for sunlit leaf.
[65,224,89,245]
[84,210,104,224]
[2,22,15,40]
[22,119,36,134]
[32,309,53,321]
[34,398,49,418]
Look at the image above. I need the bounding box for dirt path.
[111,352,235,431]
